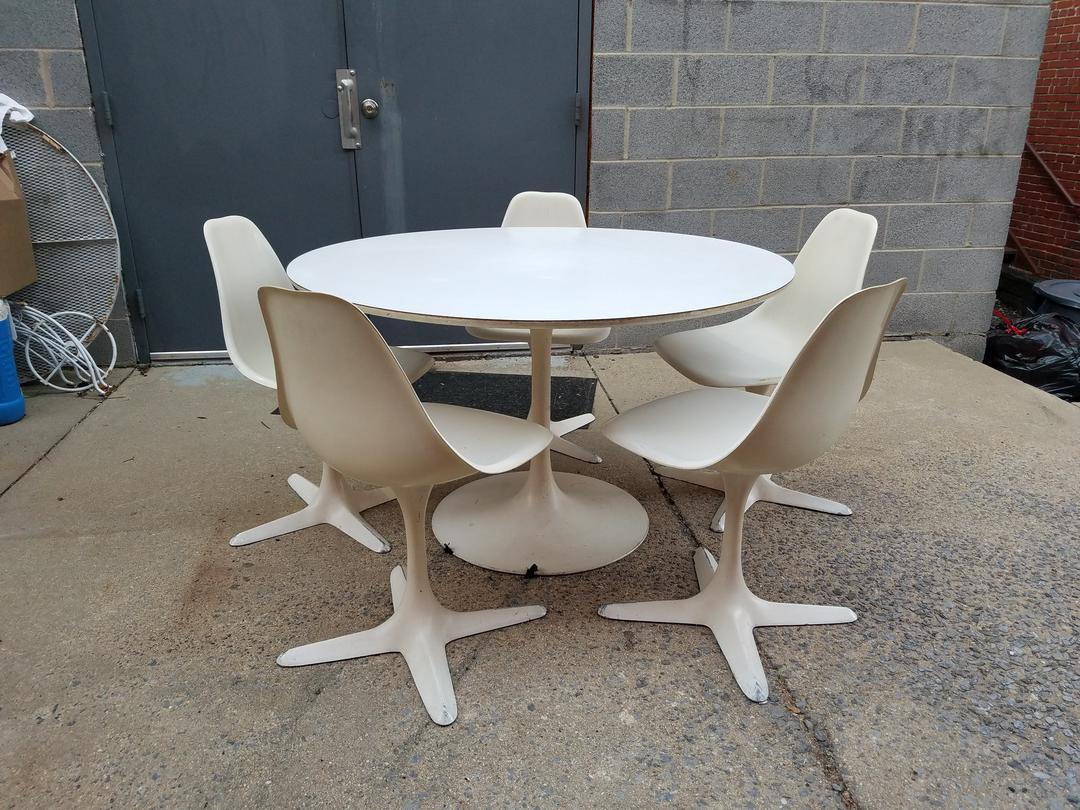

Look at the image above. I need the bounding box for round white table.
[288,227,794,575]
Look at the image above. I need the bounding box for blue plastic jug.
[0,300,26,425]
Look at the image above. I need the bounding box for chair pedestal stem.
[228,462,392,551]
[599,474,856,702]
[525,328,601,465]
[277,485,547,725]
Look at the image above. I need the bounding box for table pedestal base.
[433,327,647,575]
[432,470,648,576]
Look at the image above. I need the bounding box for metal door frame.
[574,0,593,211]
[77,0,152,363]
[75,0,593,362]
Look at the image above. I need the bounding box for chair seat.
[466,325,611,345]
[392,346,435,383]
[655,322,795,389]
[601,387,768,471]
[424,403,552,475]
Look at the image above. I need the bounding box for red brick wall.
[1010,0,1080,278]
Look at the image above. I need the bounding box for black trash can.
[1033,280,1080,325]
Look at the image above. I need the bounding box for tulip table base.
[432,327,648,575]
[432,467,649,575]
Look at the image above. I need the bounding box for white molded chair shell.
[204,215,289,388]
[605,280,907,476]
[656,208,878,389]
[467,324,612,345]
[502,191,587,228]
[466,192,610,346]
[719,279,905,476]
[259,287,551,487]
[204,215,433,390]
[602,387,768,472]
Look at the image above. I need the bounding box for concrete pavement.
[0,342,1077,808]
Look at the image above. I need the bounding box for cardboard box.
[0,151,37,297]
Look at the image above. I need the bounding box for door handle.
[336,68,361,150]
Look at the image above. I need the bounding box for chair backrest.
[721,279,906,475]
[258,287,470,488]
[745,208,877,347]
[203,215,291,389]
[502,191,587,228]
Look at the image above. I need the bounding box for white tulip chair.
[654,209,878,531]
[599,279,906,702]
[466,191,607,464]
[204,215,434,550]
[260,287,551,725]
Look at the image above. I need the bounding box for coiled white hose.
[11,304,115,395]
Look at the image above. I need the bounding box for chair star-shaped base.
[228,462,393,552]
[277,565,546,725]
[599,546,855,702]
[549,413,602,464]
[654,467,851,532]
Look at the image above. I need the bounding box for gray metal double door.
[81,0,590,356]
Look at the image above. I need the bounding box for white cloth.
[0,93,34,152]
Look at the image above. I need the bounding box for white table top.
[287,227,794,329]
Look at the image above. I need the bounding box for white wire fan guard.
[4,122,122,383]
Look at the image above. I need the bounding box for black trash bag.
[985,312,1080,402]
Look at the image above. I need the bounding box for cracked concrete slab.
[0,369,132,494]
[0,343,1077,808]
[0,360,835,808]
[592,341,1080,809]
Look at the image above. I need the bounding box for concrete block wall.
[589,0,1051,357]
[0,0,137,365]
[2,0,1052,362]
